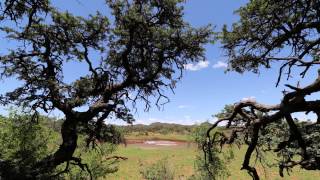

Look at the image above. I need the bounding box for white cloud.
[184,60,209,71]
[212,61,228,69]
[178,105,189,109]
[241,96,256,102]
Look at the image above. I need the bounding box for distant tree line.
[119,122,195,135]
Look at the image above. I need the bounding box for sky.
[0,0,318,125]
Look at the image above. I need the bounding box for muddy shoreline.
[124,139,195,148]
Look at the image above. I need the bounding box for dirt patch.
[125,139,195,149]
[144,140,178,146]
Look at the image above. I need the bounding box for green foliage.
[0,111,121,179]
[0,0,51,21]
[140,157,175,180]
[220,0,320,75]
[192,122,212,147]
[217,1,320,177]
[0,0,212,120]
[80,122,125,146]
[214,104,236,119]
[0,112,58,176]
[191,122,231,180]
[57,139,119,180]
[0,0,212,175]
[121,122,194,135]
[258,120,320,176]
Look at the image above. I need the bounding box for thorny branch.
[205,70,320,180]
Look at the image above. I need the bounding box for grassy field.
[106,145,197,180]
[225,147,320,180]
[104,133,320,180]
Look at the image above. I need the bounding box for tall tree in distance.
[205,0,320,179]
[0,0,211,178]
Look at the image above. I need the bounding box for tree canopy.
[0,0,211,178]
[205,0,320,179]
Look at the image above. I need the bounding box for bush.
[190,122,232,180]
[56,140,119,180]
[140,158,175,180]
[0,112,59,178]
[0,111,121,179]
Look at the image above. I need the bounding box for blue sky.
[1,0,317,124]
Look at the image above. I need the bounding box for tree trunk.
[31,116,78,178]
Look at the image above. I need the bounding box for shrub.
[190,122,232,180]
[0,111,121,179]
[0,112,59,178]
[56,140,119,180]
[140,158,175,180]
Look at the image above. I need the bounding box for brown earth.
[124,139,195,149]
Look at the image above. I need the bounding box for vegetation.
[121,122,194,135]
[2,112,320,180]
[125,132,192,142]
[119,122,195,142]
[191,122,232,180]
[56,138,119,180]
[140,158,175,180]
[107,133,320,180]
[0,112,58,179]
[204,0,320,179]
[1,0,320,179]
[0,0,211,178]
[0,111,122,179]
[107,143,197,180]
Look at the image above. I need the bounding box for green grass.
[105,143,320,180]
[105,145,197,180]
[225,146,320,180]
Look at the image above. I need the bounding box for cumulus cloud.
[212,61,228,69]
[184,60,209,71]
[241,96,256,102]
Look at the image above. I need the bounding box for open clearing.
[105,138,320,180]
[106,139,196,180]
[125,139,194,149]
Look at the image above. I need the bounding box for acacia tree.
[204,0,320,179]
[0,0,211,178]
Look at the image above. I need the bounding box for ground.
[104,133,320,180]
